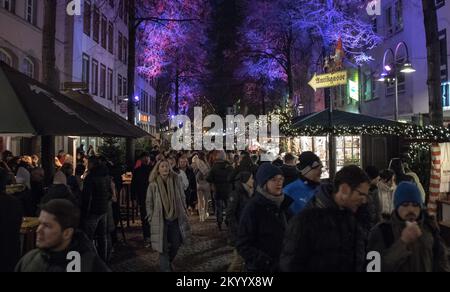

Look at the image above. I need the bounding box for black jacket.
[183,166,197,205]
[0,193,23,272]
[226,183,253,246]
[236,192,293,272]
[81,165,112,217]
[229,163,258,185]
[15,231,110,272]
[207,160,233,200]
[281,164,300,187]
[131,164,152,203]
[280,184,368,272]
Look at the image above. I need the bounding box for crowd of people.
[1,145,449,272]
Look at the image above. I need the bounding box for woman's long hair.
[149,159,177,183]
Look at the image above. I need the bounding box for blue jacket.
[283,179,317,215]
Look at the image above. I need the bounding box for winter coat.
[0,193,23,272]
[81,165,112,217]
[229,163,258,185]
[283,178,318,215]
[146,174,191,253]
[280,184,368,272]
[15,231,110,272]
[356,184,382,232]
[378,181,394,215]
[368,211,450,272]
[236,192,293,272]
[226,183,253,246]
[131,164,152,203]
[281,164,300,187]
[207,160,233,200]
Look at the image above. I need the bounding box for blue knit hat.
[394,182,423,209]
[256,163,283,187]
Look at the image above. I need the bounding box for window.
[387,56,407,96]
[439,30,448,82]
[436,0,445,9]
[443,83,450,109]
[108,68,113,101]
[25,0,37,25]
[23,57,34,78]
[123,37,128,64]
[2,0,15,13]
[0,48,13,66]
[92,59,98,95]
[83,1,91,36]
[82,54,90,90]
[100,64,106,98]
[108,22,114,54]
[118,32,123,61]
[93,7,100,43]
[385,6,393,36]
[118,74,123,98]
[118,0,123,19]
[363,72,375,101]
[394,0,403,32]
[123,78,127,97]
[101,15,107,49]
[139,89,144,111]
[124,0,128,24]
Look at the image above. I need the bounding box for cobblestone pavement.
[110,215,234,272]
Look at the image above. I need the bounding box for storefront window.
[336,136,361,172]
[291,135,361,179]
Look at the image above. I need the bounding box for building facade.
[360,0,450,124]
[0,0,157,155]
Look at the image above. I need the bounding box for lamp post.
[377,41,416,121]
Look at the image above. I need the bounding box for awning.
[63,91,151,138]
[293,109,406,128]
[0,62,149,138]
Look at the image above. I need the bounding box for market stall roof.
[0,62,149,138]
[293,109,406,129]
[63,91,152,139]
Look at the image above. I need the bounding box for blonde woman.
[146,159,191,272]
[192,152,211,222]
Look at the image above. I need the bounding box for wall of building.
[361,0,450,123]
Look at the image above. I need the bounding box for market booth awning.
[293,109,405,129]
[0,62,149,138]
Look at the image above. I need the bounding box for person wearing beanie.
[283,151,322,215]
[281,165,371,272]
[236,163,293,272]
[368,182,450,272]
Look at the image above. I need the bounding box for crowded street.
[1,0,450,278]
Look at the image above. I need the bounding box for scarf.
[156,175,178,221]
[257,186,285,208]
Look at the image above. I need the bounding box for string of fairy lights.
[270,107,450,141]
[270,106,449,162]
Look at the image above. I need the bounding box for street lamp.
[377,41,415,121]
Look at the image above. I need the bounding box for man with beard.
[368,182,450,272]
[15,199,109,272]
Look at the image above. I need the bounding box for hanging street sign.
[308,70,348,91]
